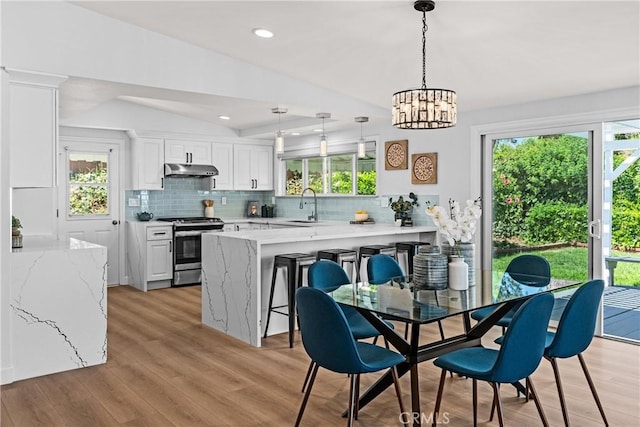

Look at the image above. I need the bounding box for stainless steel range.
[156,217,224,286]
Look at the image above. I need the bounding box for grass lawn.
[493,247,640,286]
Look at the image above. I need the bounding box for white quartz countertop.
[205,223,437,245]
[11,236,105,253]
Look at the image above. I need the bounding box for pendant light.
[392,0,456,129]
[355,116,369,158]
[272,107,287,155]
[316,112,330,157]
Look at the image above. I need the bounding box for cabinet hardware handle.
[169,241,172,253]
[186,152,189,163]
[112,220,119,225]
[161,177,164,188]
[213,178,216,189]
[190,153,193,163]
[153,232,166,235]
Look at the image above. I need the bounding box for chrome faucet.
[299,187,318,222]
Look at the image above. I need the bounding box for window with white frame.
[284,152,376,195]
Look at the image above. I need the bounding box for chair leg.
[432,369,447,427]
[295,363,319,427]
[354,373,360,420]
[547,356,570,427]
[490,382,505,427]
[577,353,609,426]
[263,265,279,338]
[301,361,315,393]
[391,366,406,415]
[347,373,357,427]
[526,376,549,427]
[472,378,478,427]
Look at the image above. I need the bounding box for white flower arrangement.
[425,198,482,246]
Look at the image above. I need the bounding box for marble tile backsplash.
[125,177,438,226]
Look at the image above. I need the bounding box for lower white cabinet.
[127,222,173,291]
[146,239,172,282]
[233,144,273,190]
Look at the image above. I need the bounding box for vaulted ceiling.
[62,1,640,138]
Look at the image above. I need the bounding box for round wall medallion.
[411,152,437,184]
[384,140,408,170]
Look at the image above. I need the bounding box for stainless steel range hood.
[164,163,219,177]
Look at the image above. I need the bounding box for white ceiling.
[63,0,640,138]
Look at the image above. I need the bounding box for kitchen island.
[4,236,107,384]
[201,223,437,346]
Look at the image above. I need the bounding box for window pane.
[307,158,324,193]
[285,159,303,195]
[357,152,377,195]
[68,152,109,215]
[330,155,353,194]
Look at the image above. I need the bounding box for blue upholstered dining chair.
[431,292,555,427]
[367,254,445,341]
[543,279,608,427]
[295,287,406,427]
[301,259,394,393]
[470,254,551,328]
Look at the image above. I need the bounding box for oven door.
[174,229,202,268]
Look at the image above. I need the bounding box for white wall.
[289,86,640,203]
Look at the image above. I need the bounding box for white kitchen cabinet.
[206,142,233,190]
[165,139,211,165]
[127,222,173,291]
[8,71,65,187]
[233,144,273,190]
[129,136,164,190]
[145,225,173,284]
[146,239,172,281]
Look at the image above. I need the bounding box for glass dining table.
[330,269,580,426]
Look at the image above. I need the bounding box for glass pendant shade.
[316,112,330,157]
[319,135,328,157]
[275,132,284,154]
[357,139,366,158]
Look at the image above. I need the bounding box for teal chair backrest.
[491,292,554,383]
[296,287,365,374]
[308,260,350,293]
[506,254,551,287]
[367,254,404,285]
[545,279,604,359]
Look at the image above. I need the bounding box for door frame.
[470,107,637,336]
[58,135,126,285]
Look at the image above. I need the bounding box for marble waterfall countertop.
[201,222,437,347]
[5,236,107,384]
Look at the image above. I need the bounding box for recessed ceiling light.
[252,28,274,38]
[218,115,231,120]
[313,128,322,132]
[291,132,301,136]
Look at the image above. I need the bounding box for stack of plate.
[413,246,448,290]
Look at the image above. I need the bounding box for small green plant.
[12,216,22,236]
[389,193,419,213]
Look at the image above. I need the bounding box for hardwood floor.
[2,285,639,426]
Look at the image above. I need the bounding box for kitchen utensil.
[137,212,154,221]
[203,200,215,218]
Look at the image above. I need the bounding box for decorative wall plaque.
[411,152,437,184]
[384,140,408,170]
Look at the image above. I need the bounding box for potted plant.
[12,215,23,248]
[389,193,419,225]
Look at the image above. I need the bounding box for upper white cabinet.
[7,70,67,188]
[233,144,273,190]
[165,139,211,165]
[129,136,164,190]
[208,142,233,190]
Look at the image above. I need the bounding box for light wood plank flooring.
[2,285,639,426]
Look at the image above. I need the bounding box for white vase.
[204,206,215,218]
[448,256,469,291]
